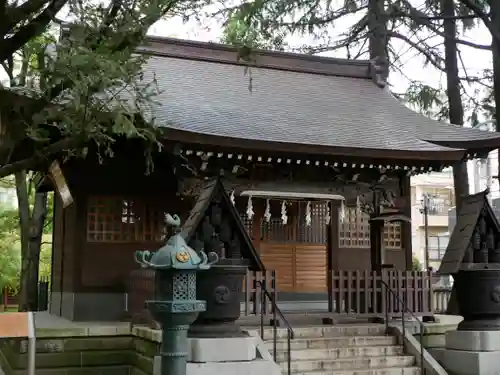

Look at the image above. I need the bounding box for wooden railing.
[433,286,452,314]
[242,270,276,316]
[328,270,434,318]
[127,268,450,324]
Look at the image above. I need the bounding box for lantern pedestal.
[439,269,500,375]
[152,334,282,375]
[189,259,248,338]
[454,269,500,331]
[147,300,206,375]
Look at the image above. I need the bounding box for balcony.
[415,204,450,228]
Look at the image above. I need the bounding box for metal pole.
[423,195,430,270]
[27,311,36,375]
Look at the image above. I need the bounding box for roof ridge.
[139,36,371,79]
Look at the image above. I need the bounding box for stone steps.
[293,367,421,375]
[261,325,387,340]
[274,345,404,361]
[262,324,420,375]
[271,336,398,350]
[283,355,416,372]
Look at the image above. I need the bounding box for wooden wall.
[50,149,410,301]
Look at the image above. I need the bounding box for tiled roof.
[140,38,500,158]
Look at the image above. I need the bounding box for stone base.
[441,330,500,375]
[188,322,246,338]
[446,330,500,351]
[187,337,257,362]
[186,360,281,375]
[442,349,500,375]
[154,335,280,375]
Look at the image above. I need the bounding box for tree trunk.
[368,0,389,82]
[442,0,468,315]
[15,171,48,312]
[490,0,500,179]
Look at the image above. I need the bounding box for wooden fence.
[433,286,452,314]
[127,268,450,324]
[328,270,434,318]
[1,276,50,311]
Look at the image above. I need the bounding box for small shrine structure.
[27,36,500,322]
[436,191,500,375]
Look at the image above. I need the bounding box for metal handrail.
[380,279,426,375]
[256,280,295,375]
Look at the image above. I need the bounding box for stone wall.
[0,326,161,375]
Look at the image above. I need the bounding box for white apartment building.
[410,169,454,272]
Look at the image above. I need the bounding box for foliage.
[0,179,53,292]
[0,205,21,291]
[412,256,423,272]
[0,0,213,177]
[219,0,496,127]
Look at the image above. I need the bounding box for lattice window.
[238,213,253,236]
[87,196,167,242]
[339,207,370,248]
[339,207,402,249]
[260,201,293,242]
[297,202,328,244]
[261,218,291,242]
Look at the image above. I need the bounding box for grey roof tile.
[143,55,500,153]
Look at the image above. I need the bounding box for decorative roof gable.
[179,178,264,271]
[438,190,500,275]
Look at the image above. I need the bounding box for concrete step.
[268,335,397,350]
[274,345,404,362]
[289,367,421,375]
[261,325,387,339]
[283,355,416,372]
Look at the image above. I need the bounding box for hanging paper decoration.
[305,201,312,226]
[325,202,331,225]
[281,201,288,225]
[230,190,235,205]
[246,196,254,220]
[264,199,272,223]
[339,199,346,223]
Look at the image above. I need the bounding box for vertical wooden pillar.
[399,176,413,271]
[370,190,383,271]
[326,201,340,313]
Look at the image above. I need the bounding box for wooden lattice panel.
[86,196,167,242]
[339,207,401,249]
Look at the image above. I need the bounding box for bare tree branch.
[392,2,492,50]
[388,31,446,71]
[457,0,500,43]
[0,137,76,178]
[5,0,51,34]
[1,0,67,61]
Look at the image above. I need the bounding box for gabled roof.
[438,190,500,275]
[179,178,264,271]
[137,37,500,163]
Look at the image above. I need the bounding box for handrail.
[380,279,426,375]
[256,280,295,375]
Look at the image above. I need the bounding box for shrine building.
[40,37,500,321]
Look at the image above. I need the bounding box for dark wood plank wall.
[51,153,411,299]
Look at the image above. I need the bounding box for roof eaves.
[164,128,467,162]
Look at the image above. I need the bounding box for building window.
[428,234,449,260]
[339,207,402,249]
[260,201,294,242]
[258,201,328,244]
[296,201,328,244]
[86,196,167,242]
